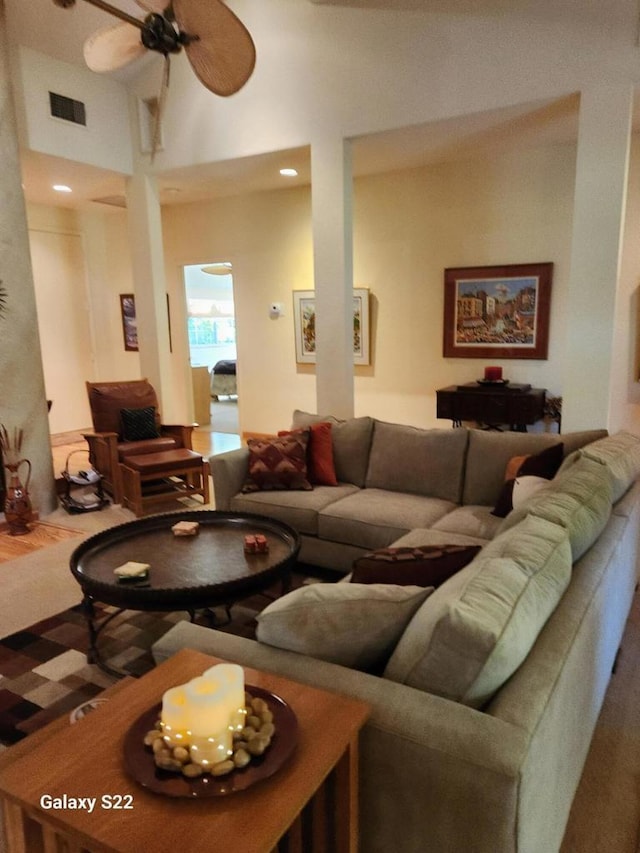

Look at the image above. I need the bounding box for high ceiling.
[5,0,590,211]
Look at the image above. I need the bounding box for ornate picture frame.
[443,262,553,359]
[293,288,370,365]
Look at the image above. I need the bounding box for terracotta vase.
[4,458,32,535]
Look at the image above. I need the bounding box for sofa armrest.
[152,622,527,852]
[210,447,250,510]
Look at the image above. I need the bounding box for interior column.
[0,0,57,516]
[125,171,175,418]
[311,136,355,418]
[562,83,633,432]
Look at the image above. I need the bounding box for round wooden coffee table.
[69,510,301,674]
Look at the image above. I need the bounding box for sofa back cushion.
[498,454,613,560]
[292,410,374,486]
[365,422,469,502]
[384,515,572,708]
[579,430,640,502]
[462,428,608,507]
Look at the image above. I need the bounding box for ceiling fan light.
[53,184,72,193]
[279,168,298,177]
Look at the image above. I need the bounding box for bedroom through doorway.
[183,262,240,442]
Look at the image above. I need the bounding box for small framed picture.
[119,294,138,352]
[293,288,370,365]
[443,263,553,359]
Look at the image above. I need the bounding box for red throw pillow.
[278,422,338,486]
[242,432,313,492]
[351,544,482,588]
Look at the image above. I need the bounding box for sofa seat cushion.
[498,455,613,560]
[430,506,504,541]
[365,421,468,503]
[579,430,640,502]
[318,488,456,551]
[256,582,432,670]
[117,437,179,459]
[229,484,359,536]
[291,411,374,487]
[384,515,572,708]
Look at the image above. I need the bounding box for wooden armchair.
[84,379,195,505]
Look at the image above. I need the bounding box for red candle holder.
[484,366,503,382]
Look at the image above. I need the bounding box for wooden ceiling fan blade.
[83,22,146,73]
[134,0,169,14]
[172,0,256,97]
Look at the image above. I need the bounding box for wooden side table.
[436,383,546,431]
[0,649,370,853]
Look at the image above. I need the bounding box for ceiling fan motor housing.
[141,13,183,56]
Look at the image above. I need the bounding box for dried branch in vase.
[0,425,24,466]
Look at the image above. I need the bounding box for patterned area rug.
[0,572,318,746]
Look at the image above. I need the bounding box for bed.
[210,359,237,399]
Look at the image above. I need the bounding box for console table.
[436,383,546,431]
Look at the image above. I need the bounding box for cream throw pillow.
[256,582,432,670]
[384,515,571,708]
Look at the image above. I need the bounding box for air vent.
[49,92,86,126]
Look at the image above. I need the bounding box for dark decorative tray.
[476,378,509,386]
[123,685,298,798]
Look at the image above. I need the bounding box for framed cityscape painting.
[293,288,370,365]
[443,262,553,359]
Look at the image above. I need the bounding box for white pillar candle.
[203,663,246,731]
[185,676,231,736]
[160,685,191,747]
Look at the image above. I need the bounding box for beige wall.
[161,142,579,433]
[26,134,640,437]
[26,203,141,436]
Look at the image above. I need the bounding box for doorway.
[182,262,239,440]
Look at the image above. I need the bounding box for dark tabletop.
[69,510,301,610]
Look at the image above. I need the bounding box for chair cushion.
[256,582,432,671]
[123,448,202,474]
[120,406,160,442]
[118,437,178,459]
[242,432,312,493]
[351,544,481,587]
[87,380,160,437]
[384,515,572,708]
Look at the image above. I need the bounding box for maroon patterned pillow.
[242,431,313,492]
[351,544,481,587]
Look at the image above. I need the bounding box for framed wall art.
[443,262,553,360]
[119,293,138,352]
[293,288,370,365]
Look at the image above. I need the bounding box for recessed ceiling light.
[53,184,72,193]
[279,168,298,177]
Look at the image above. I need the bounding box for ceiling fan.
[53,0,256,155]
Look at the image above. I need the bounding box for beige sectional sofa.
[152,414,640,853]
